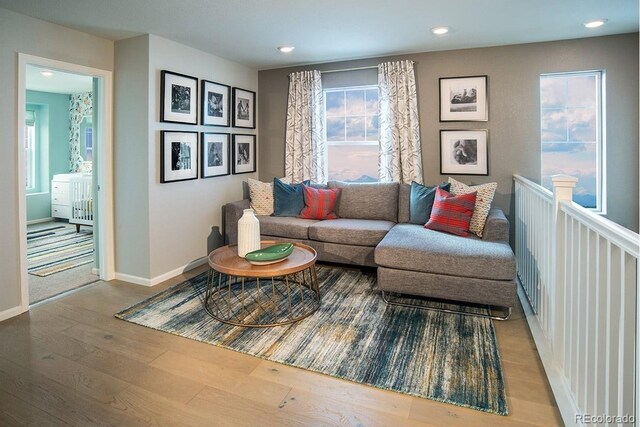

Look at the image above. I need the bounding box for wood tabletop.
[208,241,317,278]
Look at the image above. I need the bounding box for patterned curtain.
[69,92,93,172]
[284,70,326,183]
[378,60,423,184]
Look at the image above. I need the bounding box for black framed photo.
[161,131,198,183]
[161,71,198,124]
[440,130,488,175]
[201,80,230,127]
[232,87,256,129]
[232,134,256,174]
[439,75,488,122]
[201,132,230,178]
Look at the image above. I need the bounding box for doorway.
[17,54,114,308]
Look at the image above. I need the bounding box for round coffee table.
[205,241,320,327]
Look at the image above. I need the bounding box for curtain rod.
[320,65,377,74]
[320,61,415,74]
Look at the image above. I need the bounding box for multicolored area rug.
[116,266,508,415]
[27,226,94,277]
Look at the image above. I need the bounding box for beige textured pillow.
[247,177,291,216]
[448,177,497,237]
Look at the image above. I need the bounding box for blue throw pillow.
[273,178,310,217]
[409,181,451,225]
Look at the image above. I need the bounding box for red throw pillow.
[425,187,477,236]
[298,185,340,220]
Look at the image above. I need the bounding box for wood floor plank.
[78,346,206,404]
[187,390,313,427]
[250,360,413,418]
[0,388,71,427]
[508,396,563,426]
[0,357,148,427]
[150,351,291,407]
[273,387,429,427]
[60,323,166,363]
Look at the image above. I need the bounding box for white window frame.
[324,85,379,181]
[540,70,606,213]
[25,110,36,192]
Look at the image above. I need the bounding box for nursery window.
[540,71,605,212]
[25,110,36,191]
[325,86,379,182]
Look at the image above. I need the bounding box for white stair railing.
[514,174,639,426]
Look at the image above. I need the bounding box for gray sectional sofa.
[224,181,517,316]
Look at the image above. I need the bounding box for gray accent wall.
[258,33,639,234]
[114,34,259,281]
[0,7,113,315]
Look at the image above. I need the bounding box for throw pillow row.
[410,177,497,237]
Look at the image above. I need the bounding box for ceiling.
[26,64,93,94]
[1,0,637,70]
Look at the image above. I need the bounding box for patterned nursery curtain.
[69,92,93,173]
[378,60,423,184]
[284,70,326,183]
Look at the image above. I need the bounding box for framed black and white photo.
[232,87,256,129]
[161,131,198,183]
[439,75,488,121]
[440,130,488,175]
[201,80,230,127]
[161,71,198,124]
[232,134,256,174]
[201,132,230,178]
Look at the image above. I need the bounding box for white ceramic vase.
[237,209,261,258]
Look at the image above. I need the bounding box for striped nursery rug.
[116,266,508,415]
[27,226,94,277]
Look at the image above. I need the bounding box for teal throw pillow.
[273,178,310,217]
[409,181,451,225]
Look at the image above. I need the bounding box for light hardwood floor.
[0,265,563,426]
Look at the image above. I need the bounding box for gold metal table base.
[204,265,320,327]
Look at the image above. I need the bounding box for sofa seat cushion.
[375,224,515,281]
[257,215,319,240]
[309,219,395,247]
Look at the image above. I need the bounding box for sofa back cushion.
[327,181,399,222]
[397,183,411,223]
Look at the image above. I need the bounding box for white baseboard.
[0,305,28,323]
[27,217,54,225]
[115,257,208,287]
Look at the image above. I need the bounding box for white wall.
[0,7,113,317]
[114,35,151,278]
[114,34,258,283]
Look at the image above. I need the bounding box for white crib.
[69,174,93,232]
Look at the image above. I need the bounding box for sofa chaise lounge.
[224,181,517,319]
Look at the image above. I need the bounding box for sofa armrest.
[224,199,250,244]
[482,208,510,243]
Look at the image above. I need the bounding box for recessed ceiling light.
[584,19,607,28]
[40,70,53,77]
[431,27,449,35]
[277,46,295,53]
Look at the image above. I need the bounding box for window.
[85,127,93,161]
[540,71,605,211]
[325,86,379,182]
[25,110,36,190]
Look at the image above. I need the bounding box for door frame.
[17,53,115,308]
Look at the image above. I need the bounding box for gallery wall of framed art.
[438,74,489,176]
[158,69,257,183]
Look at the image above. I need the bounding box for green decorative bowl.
[245,243,294,265]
